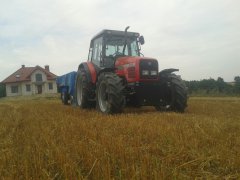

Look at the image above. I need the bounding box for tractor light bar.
[142,70,149,75]
[150,70,158,76]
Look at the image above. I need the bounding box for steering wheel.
[112,51,124,57]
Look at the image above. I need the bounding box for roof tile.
[2,66,57,83]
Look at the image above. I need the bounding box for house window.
[26,84,31,92]
[11,86,18,93]
[48,83,53,90]
[36,74,43,82]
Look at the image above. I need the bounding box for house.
[1,65,58,97]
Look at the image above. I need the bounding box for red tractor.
[75,27,187,114]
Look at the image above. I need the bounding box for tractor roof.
[91,29,140,41]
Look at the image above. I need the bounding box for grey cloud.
[0,0,239,81]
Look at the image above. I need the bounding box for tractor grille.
[139,59,158,79]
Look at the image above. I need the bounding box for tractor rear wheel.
[75,70,92,108]
[96,72,125,114]
[155,73,187,112]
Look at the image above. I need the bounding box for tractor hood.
[115,56,159,82]
[115,56,158,66]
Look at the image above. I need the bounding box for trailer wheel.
[69,95,74,105]
[61,92,69,105]
[155,73,187,112]
[75,70,92,108]
[96,72,125,114]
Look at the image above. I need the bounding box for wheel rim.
[157,82,174,111]
[163,82,174,110]
[76,77,83,106]
[98,82,108,112]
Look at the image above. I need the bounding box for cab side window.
[92,37,103,66]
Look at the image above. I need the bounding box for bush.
[0,83,6,98]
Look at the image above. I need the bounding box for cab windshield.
[105,36,139,57]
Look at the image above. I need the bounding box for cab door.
[91,37,103,66]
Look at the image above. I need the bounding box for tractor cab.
[88,28,145,68]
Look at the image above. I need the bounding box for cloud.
[0,0,240,82]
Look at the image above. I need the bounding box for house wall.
[44,80,58,94]
[5,70,57,96]
[6,83,22,96]
[21,83,33,96]
[31,70,47,82]
[30,70,57,94]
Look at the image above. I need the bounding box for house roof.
[1,65,57,84]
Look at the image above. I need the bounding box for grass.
[0,95,240,179]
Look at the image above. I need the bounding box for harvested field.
[0,96,239,179]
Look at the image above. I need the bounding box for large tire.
[156,73,187,112]
[96,72,125,114]
[75,70,93,108]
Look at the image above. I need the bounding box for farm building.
[1,65,58,97]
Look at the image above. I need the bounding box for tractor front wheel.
[155,73,187,112]
[96,72,125,114]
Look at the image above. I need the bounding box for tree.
[184,80,199,94]
[185,77,238,95]
[234,76,240,94]
[199,78,216,94]
[234,76,240,83]
[216,77,226,93]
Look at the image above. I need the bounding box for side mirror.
[139,36,145,45]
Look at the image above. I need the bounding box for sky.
[0,0,239,82]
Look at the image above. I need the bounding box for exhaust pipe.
[122,26,130,54]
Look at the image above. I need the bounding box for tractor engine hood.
[115,56,159,82]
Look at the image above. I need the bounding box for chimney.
[45,65,49,71]
[22,65,25,68]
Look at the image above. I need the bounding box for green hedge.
[185,77,240,96]
[0,83,6,98]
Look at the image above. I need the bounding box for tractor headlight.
[150,70,157,76]
[142,70,149,75]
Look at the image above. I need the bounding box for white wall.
[31,70,47,82]
[5,70,57,96]
[6,83,22,96]
[44,80,58,94]
[21,83,33,96]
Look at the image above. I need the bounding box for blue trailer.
[56,71,77,105]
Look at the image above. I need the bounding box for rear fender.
[78,62,97,84]
[158,68,179,83]
[159,68,179,76]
